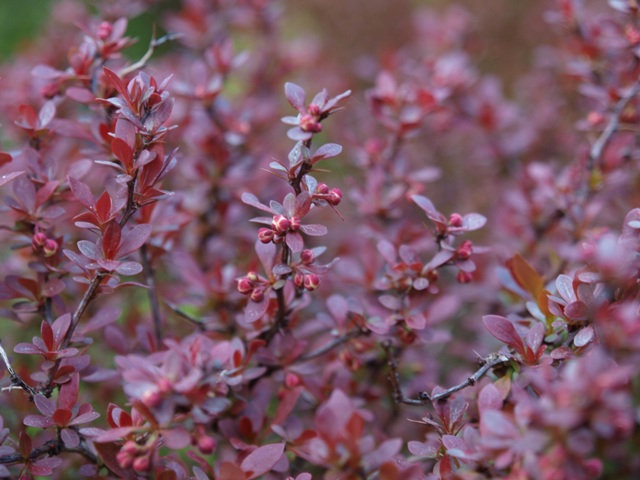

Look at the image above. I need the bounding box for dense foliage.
[0,0,639,478]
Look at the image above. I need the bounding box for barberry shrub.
[0,0,639,478]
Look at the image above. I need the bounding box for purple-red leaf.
[240,443,285,479]
[482,315,525,353]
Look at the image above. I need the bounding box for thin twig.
[118,30,183,78]
[582,76,640,197]
[383,342,510,406]
[0,340,37,399]
[299,328,366,363]
[141,244,162,346]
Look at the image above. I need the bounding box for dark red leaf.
[482,315,525,353]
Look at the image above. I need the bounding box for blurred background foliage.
[0,0,544,88]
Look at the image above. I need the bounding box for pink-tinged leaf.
[299,224,327,236]
[58,372,79,410]
[482,315,525,353]
[550,346,573,360]
[13,174,36,212]
[285,82,306,112]
[272,264,292,275]
[111,138,134,171]
[42,279,65,297]
[240,443,285,479]
[525,322,545,353]
[294,191,312,217]
[24,414,55,428]
[478,383,502,413]
[14,343,42,354]
[66,87,96,103]
[327,294,348,323]
[115,261,143,276]
[442,435,465,452]
[34,180,59,208]
[555,274,576,304]
[103,68,129,99]
[97,259,121,272]
[379,294,402,310]
[285,231,304,253]
[412,194,438,216]
[95,192,112,222]
[0,171,25,187]
[94,426,135,443]
[30,456,63,475]
[406,313,427,330]
[163,426,191,449]
[61,428,80,448]
[219,462,247,480]
[273,387,302,426]
[480,410,519,438]
[574,325,595,347]
[35,394,56,417]
[118,224,152,257]
[77,240,99,260]
[69,411,100,426]
[114,118,137,150]
[462,213,487,230]
[408,440,438,458]
[377,239,397,263]
[256,239,276,273]
[413,277,430,290]
[312,143,342,162]
[427,249,454,269]
[244,295,270,323]
[362,438,402,471]
[52,314,72,344]
[241,192,272,213]
[68,176,95,210]
[287,127,312,141]
[38,101,56,128]
[41,320,54,350]
[622,208,640,239]
[564,301,589,321]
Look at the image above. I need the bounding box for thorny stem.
[383,341,510,405]
[0,341,37,399]
[141,244,163,346]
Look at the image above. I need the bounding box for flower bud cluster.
[117,439,152,473]
[314,183,343,206]
[32,231,59,258]
[237,271,270,302]
[291,249,322,291]
[257,214,303,245]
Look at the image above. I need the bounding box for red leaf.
[118,224,152,257]
[111,138,134,171]
[96,191,112,223]
[240,443,285,479]
[102,221,122,260]
[219,462,247,480]
[58,373,79,411]
[52,409,73,426]
[482,315,525,353]
[102,68,129,100]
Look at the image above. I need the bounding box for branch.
[0,340,37,400]
[383,342,510,406]
[582,76,640,196]
[118,29,182,78]
[141,244,162,345]
[298,328,366,363]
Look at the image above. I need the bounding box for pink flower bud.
[247,271,259,281]
[289,216,301,231]
[197,435,217,454]
[457,240,473,260]
[43,239,59,257]
[328,188,342,206]
[157,378,172,394]
[300,249,315,265]
[32,232,47,250]
[285,372,301,388]
[456,270,473,284]
[299,114,322,133]
[272,214,291,234]
[97,21,113,41]
[293,272,305,288]
[116,449,135,469]
[307,103,321,116]
[250,288,265,302]
[303,273,320,291]
[448,213,463,227]
[237,277,254,295]
[133,455,150,473]
[316,183,329,195]
[141,389,162,408]
[258,227,275,244]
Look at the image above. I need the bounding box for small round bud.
[32,232,47,250]
[293,272,305,288]
[250,288,265,303]
[327,188,342,206]
[247,271,259,282]
[289,216,301,231]
[116,450,135,469]
[141,389,162,408]
[448,213,463,227]
[456,270,473,284]
[237,277,254,295]
[427,269,439,283]
[285,372,301,388]
[132,455,150,473]
[97,21,113,41]
[157,378,172,394]
[272,214,291,235]
[456,240,473,260]
[303,273,320,291]
[316,183,329,195]
[300,249,315,265]
[43,239,59,257]
[257,227,275,244]
[197,435,217,454]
